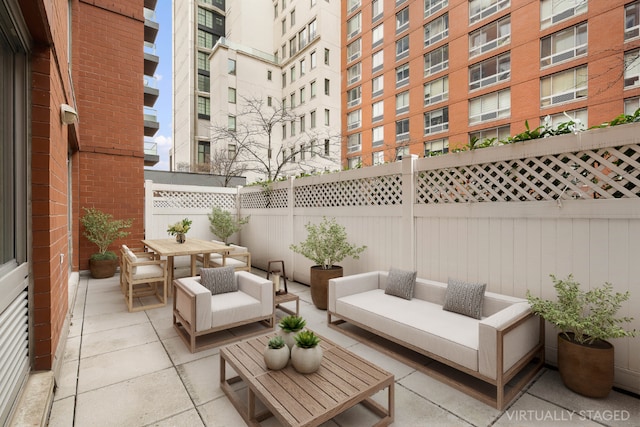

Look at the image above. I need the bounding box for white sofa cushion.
[210,291,262,328]
[336,289,479,371]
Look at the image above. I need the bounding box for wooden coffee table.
[220,333,394,426]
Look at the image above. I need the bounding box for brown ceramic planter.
[309,265,343,310]
[89,257,118,279]
[557,333,614,398]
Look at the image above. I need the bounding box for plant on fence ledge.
[207,206,249,244]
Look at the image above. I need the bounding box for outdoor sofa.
[327,270,544,409]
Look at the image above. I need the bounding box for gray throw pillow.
[201,266,237,295]
[384,268,417,300]
[442,278,486,319]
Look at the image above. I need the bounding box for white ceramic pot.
[291,345,323,374]
[278,329,301,349]
[264,345,290,370]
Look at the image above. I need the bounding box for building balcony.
[144,107,159,137]
[144,8,159,43]
[144,42,159,76]
[144,0,157,10]
[144,137,159,166]
[144,75,159,107]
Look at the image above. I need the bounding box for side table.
[274,292,299,316]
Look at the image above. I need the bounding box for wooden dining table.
[141,238,232,294]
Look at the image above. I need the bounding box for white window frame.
[469,0,510,25]
[396,91,410,115]
[424,76,449,106]
[372,100,384,122]
[625,97,640,115]
[372,50,384,73]
[347,62,362,85]
[469,15,510,58]
[424,13,448,47]
[424,107,449,135]
[625,50,640,88]
[396,35,409,61]
[372,151,385,165]
[469,89,510,124]
[396,118,410,141]
[540,22,587,68]
[372,75,384,97]
[540,0,588,30]
[372,0,384,21]
[541,66,588,107]
[347,109,362,130]
[372,24,384,48]
[469,52,510,91]
[424,138,449,156]
[347,86,362,107]
[396,63,410,88]
[372,126,384,147]
[347,12,362,39]
[347,39,361,63]
[347,0,361,14]
[424,45,448,77]
[347,133,362,153]
[625,1,640,41]
[396,7,409,33]
[424,0,448,19]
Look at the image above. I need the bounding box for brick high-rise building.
[342,0,640,167]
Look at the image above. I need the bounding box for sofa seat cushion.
[336,289,480,371]
[210,291,262,328]
[132,264,163,280]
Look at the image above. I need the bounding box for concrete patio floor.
[47,270,639,427]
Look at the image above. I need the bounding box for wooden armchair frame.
[121,246,167,312]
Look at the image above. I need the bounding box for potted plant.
[278,315,306,349]
[167,218,192,243]
[526,274,637,398]
[289,217,366,309]
[208,207,250,244]
[291,330,322,374]
[263,336,290,370]
[80,207,133,279]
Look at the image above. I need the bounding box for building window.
[300,87,306,104]
[300,143,306,160]
[625,97,640,115]
[425,0,448,19]
[347,109,362,130]
[541,22,587,68]
[282,72,286,88]
[198,29,215,48]
[324,108,330,125]
[197,51,210,72]
[469,89,510,124]
[348,0,361,13]
[310,50,317,68]
[347,86,362,107]
[282,124,287,139]
[469,0,510,25]
[372,75,384,97]
[228,115,236,131]
[469,15,510,58]
[282,18,287,35]
[424,13,448,47]
[625,49,640,88]
[393,67,409,94]
[228,144,237,160]
[267,70,272,81]
[372,126,384,147]
[348,62,362,85]
[268,96,273,106]
[396,146,410,161]
[310,110,317,128]
[469,52,510,91]
[540,0,587,30]
[197,7,213,27]
[309,19,317,40]
[424,76,449,106]
[197,141,211,164]
[228,87,236,103]
[310,80,317,97]
[372,50,384,73]
[298,28,307,50]
[300,58,306,76]
[282,97,286,108]
[347,12,362,39]
[372,151,385,165]
[424,138,449,156]
[324,48,330,65]
[347,133,362,153]
[625,1,640,40]
[424,107,449,135]
[290,65,296,82]
[228,59,236,75]
[372,100,384,122]
[396,91,410,115]
[274,3,279,18]
[541,65,588,107]
[324,139,331,156]
[348,156,362,169]
[291,120,296,136]
[396,118,409,141]
[372,0,383,21]
[289,37,297,56]
[324,78,330,95]
[290,9,296,26]
[347,39,361,62]
[424,45,448,76]
[198,96,210,119]
[396,36,409,61]
[396,7,409,33]
[543,108,587,130]
[290,92,296,108]
[469,126,510,145]
[198,73,210,92]
[372,24,384,48]
[310,139,316,157]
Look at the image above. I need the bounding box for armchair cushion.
[442,278,486,320]
[201,266,237,295]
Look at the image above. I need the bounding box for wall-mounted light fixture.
[60,104,78,125]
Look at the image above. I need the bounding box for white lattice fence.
[241,187,289,209]
[294,174,403,207]
[153,189,236,209]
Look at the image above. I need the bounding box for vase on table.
[176,233,186,244]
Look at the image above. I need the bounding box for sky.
[147,0,172,171]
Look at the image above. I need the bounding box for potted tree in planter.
[207,207,249,244]
[80,207,132,278]
[526,274,637,398]
[290,217,366,310]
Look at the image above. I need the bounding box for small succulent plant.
[294,330,320,349]
[278,315,306,333]
[267,336,286,350]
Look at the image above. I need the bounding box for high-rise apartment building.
[172,0,342,182]
[342,0,640,167]
[144,0,161,166]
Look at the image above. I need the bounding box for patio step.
[8,371,55,427]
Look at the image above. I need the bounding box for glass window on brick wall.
[396,36,409,61]
[424,138,449,156]
[541,65,587,107]
[372,151,385,165]
[469,15,510,58]
[396,146,410,160]
[348,156,362,169]
[424,76,448,106]
[372,75,384,97]
[372,50,384,73]
[348,0,361,14]
[396,91,409,115]
[625,97,640,115]
[626,1,640,40]
[424,13,448,47]
[347,109,362,130]
[348,62,361,85]
[372,100,384,122]
[469,89,510,124]
[372,125,384,146]
[469,52,510,91]
[424,107,449,135]
[425,0,448,19]
[348,12,361,39]
[347,39,361,63]
[624,49,640,88]
[373,0,383,21]
[396,118,410,141]
[424,44,448,77]
[469,125,510,145]
[469,0,510,25]
[396,7,409,33]
[372,24,384,48]
[543,108,587,130]
[540,0,587,30]
[347,86,361,107]
[396,63,410,88]
[347,133,362,153]
[541,22,587,68]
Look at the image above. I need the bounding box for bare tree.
[209,146,248,187]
